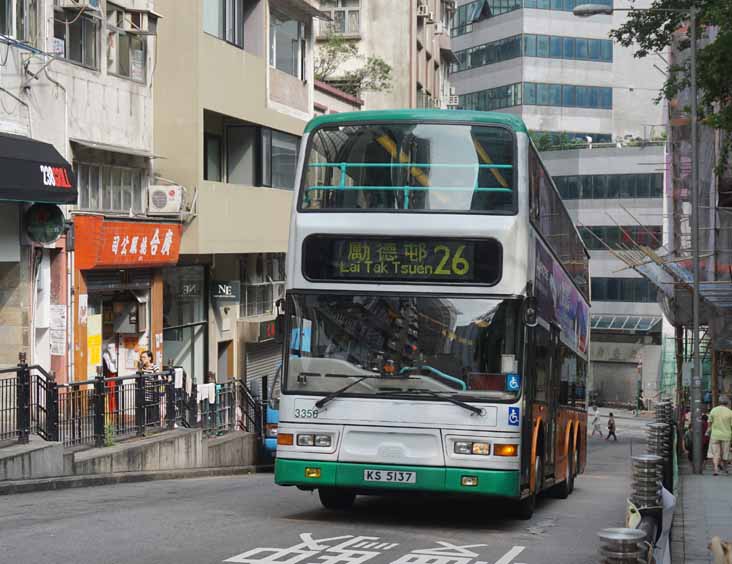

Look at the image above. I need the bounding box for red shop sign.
[74,215,182,270]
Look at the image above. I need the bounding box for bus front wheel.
[318,488,356,510]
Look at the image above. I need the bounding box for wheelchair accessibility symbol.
[506,374,521,392]
[508,407,520,426]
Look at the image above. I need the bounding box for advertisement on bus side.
[535,240,589,355]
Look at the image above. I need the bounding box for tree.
[314,33,392,97]
[610,0,732,167]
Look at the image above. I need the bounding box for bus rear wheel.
[516,455,543,520]
[552,448,574,499]
[318,488,356,510]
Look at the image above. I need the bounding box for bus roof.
[303,109,529,135]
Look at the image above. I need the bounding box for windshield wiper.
[377,389,483,416]
[314,376,377,409]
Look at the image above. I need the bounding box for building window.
[203,122,299,190]
[204,134,223,182]
[461,82,611,110]
[106,5,147,82]
[270,11,306,79]
[591,277,657,303]
[77,163,146,214]
[459,82,522,111]
[270,131,299,190]
[555,173,663,200]
[203,0,243,48]
[1,0,37,43]
[240,254,286,318]
[319,0,359,35]
[54,8,99,68]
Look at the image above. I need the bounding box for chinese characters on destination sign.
[224,534,527,564]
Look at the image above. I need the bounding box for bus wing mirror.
[274,298,285,344]
[523,296,538,327]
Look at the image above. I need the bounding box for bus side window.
[533,326,550,402]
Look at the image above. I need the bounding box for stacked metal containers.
[631,454,663,507]
[597,528,647,564]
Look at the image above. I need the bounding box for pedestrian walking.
[707,396,732,476]
[590,404,603,438]
[606,412,617,441]
[634,390,645,416]
[140,350,161,428]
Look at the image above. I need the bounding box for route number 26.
[434,245,470,276]
[294,408,319,419]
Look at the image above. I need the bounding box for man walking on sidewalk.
[708,396,732,476]
[606,412,617,441]
[590,404,603,438]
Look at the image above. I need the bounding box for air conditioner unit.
[56,0,100,10]
[417,4,430,17]
[447,95,460,107]
[433,97,443,109]
[148,185,184,214]
[434,22,445,34]
[449,86,457,96]
[428,11,435,22]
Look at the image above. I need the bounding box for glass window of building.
[76,163,146,214]
[54,7,98,68]
[163,266,207,384]
[203,0,244,47]
[319,0,360,35]
[270,11,306,79]
[271,131,299,190]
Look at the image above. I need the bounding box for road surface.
[0,411,649,564]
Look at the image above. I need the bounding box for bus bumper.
[275,458,520,498]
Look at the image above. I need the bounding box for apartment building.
[154,0,322,390]
[0,0,175,386]
[449,0,667,404]
[316,0,456,110]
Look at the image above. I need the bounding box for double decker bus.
[274,110,590,519]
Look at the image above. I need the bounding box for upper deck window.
[300,123,515,213]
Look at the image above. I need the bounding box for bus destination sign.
[303,236,502,284]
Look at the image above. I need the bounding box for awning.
[270,0,331,20]
[70,138,156,159]
[0,132,77,205]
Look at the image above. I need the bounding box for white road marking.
[493,546,525,564]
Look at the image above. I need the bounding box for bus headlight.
[471,442,491,456]
[454,441,472,455]
[297,434,315,446]
[454,441,490,455]
[297,434,332,447]
[314,435,332,447]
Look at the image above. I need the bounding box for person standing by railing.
[140,351,161,427]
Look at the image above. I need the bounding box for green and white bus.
[274,109,590,519]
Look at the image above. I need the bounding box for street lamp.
[573,3,703,474]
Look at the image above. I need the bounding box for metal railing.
[1,353,266,449]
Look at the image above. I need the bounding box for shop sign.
[178,280,202,300]
[211,281,240,301]
[25,203,66,244]
[74,215,182,270]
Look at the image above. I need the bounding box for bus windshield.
[300,123,515,213]
[286,294,522,402]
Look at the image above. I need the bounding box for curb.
[0,465,274,496]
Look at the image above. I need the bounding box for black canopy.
[0,132,77,205]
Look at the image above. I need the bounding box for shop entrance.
[84,270,152,380]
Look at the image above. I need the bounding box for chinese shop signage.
[74,215,182,270]
[303,236,502,285]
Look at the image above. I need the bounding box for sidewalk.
[672,456,732,563]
